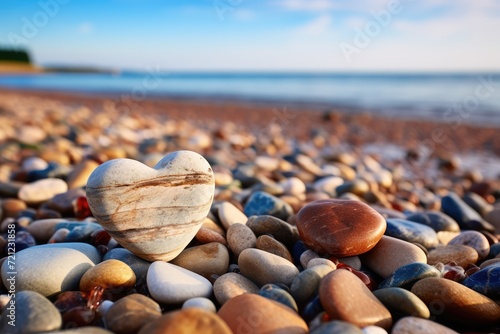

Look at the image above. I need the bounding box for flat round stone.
[218,201,248,230]
[411,277,500,325]
[296,199,386,256]
[362,236,427,278]
[256,234,293,262]
[218,293,308,334]
[226,223,256,258]
[79,259,136,293]
[319,269,392,329]
[105,294,161,334]
[246,215,297,247]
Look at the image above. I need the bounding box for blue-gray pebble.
[258,284,298,311]
[405,211,459,232]
[104,248,151,279]
[463,265,500,299]
[441,192,494,232]
[310,320,362,334]
[379,263,441,289]
[244,191,293,220]
[385,219,439,249]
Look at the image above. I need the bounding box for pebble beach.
[0,88,500,333]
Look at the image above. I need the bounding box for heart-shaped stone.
[86,150,214,262]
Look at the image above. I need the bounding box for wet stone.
[259,283,298,311]
[462,265,500,299]
[448,230,490,260]
[373,287,430,319]
[405,211,460,232]
[296,199,386,256]
[378,263,441,289]
[385,219,438,249]
[244,191,294,220]
[427,245,479,268]
[441,192,494,232]
[411,277,500,325]
[0,290,62,333]
[105,294,161,334]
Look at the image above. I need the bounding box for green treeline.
[0,48,31,63]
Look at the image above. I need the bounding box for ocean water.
[1,72,500,125]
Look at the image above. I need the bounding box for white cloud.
[77,22,94,34]
[274,0,336,11]
[233,9,256,21]
[295,14,332,36]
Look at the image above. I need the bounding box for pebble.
[171,242,229,279]
[427,245,478,268]
[378,262,441,289]
[307,258,337,270]
[296,199,386,256]
[385,219,439,249]
[335,179,370,197]
[218,293,308,334]
[105,294,161,334]
[319,269,392,329]
[213,272,259,305]
[313,176,344,197]
[1,198,27,218]
[448,230,490,260]
[18,178,68,205]
[218,201,248,229]
[103,248,151,279]
[195,226,227,245]
[79,259,136,294]
[139,308,232,334]
[462,265,500,298]
[362,236,427,278]
[146,261,212,304]
[256,234,293,262]
[392,316,459,334]
[238,248,300,285]
[480,258,500,269]
[362,325,388,334]
[246,215,297,247]
[411,277,500,325]
[463,191,493,218]
[441,192,494,232]
[26,218,67,242]
[86,150,215,262]
[1,242,100,297]
[244,191,294,220]
[48,228,70,243]
[405,211,460,232]
[66,159,100,189]
[226,223,256,258]
[310,320,362,334]
[47,188,86,215]
[280,177,306,195]
[372,287,430,318]
[259,283,298,311]
[291,264,335,305]
[22,156,49,172]
[0,290,62,333]
[485,207,500,234]
[182,297,217,312]
[338,256,362,270]
[300,249,320,268]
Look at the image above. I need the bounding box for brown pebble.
[46,188,86,215]
[139,308,232,334]
[1,198,27,219]
[213,272,259,305]
[448,231,489,260]
[105,294,161,334]
[195,227,227,245]
[319,269,392,329]
[427,245,478,268]
[411,277,500,325]
[362,235,427,278]
[256,234,293,262]
[67,159,100,189]
[226,223,256,257]
[296,199,386,256]
[218,293,308,334]
[79,259,136,293]
[171,242,229,280]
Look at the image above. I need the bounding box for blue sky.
[1,0,499,72]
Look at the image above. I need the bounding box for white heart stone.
[86,150,214,261]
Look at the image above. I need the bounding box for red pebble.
[73,196,93,219]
